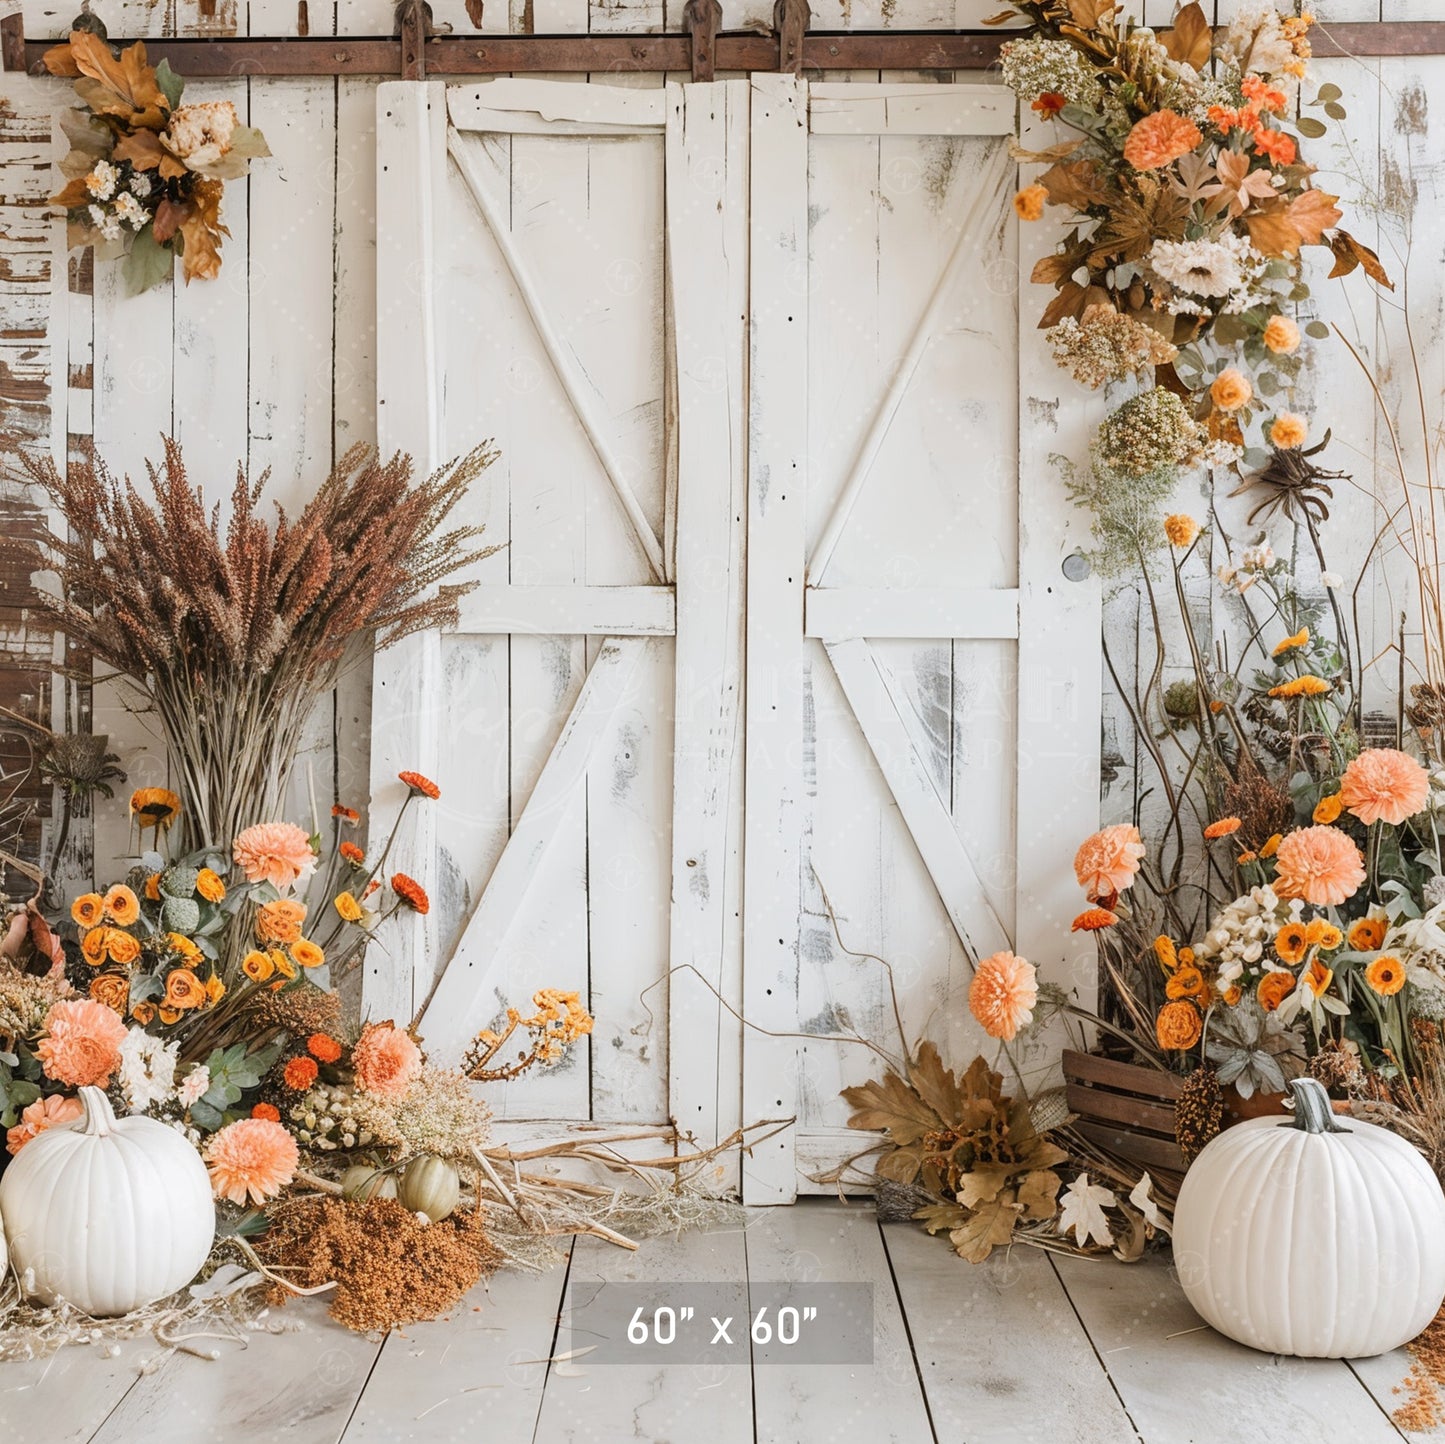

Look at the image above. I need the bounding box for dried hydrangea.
[1193,884,1301,982]
[0,965,72,1040]
[351,1065,492,1164]
[288,1080,374,1153]
[1093,388,1206,480]
[1220,4,1307,84]
[999,35,1103,110]
[1047,305,1178,389]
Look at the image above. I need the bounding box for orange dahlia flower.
[233,822,317,891]
[1274,825,1365,907]
[968,951,1038,1042]
[1339,747,1431,826]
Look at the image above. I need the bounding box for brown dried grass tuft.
[15,439,500,847]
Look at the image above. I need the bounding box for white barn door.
[369,74,1099,1202]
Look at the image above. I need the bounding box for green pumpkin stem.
[1284,1076,1349,1135]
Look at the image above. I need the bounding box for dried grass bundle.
[18,440,499,847]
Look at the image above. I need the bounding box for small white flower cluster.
[1195,884,1301,988]
[1217,539,1277,590]
[1220,4,1304,84]
[1145,233,1270,316]
[117,1026,213,1115]
[999,35,1103,110]
[81,161,157,243]
[289,1081,375,1152]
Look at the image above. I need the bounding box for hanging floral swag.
[994,0,1391,562]
[44,27,270,292]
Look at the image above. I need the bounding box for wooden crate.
[1062,1049,1188,1178]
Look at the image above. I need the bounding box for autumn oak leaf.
[1159,2,1212,71]
[1288,188,1344,246]
[950,1196,1023,1264]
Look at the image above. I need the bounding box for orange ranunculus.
[1274,825,1366,907]
[271,950,298,981]
[256,898,307,945]
[290,939,324,970]
[1257,970,1296,1012]
[1274,922,1309,965]
[103,885,140,926]
[334,891,364,924]
[168,931,202,960]
[1347,916,1388,952]
[1154,936,1178,973]
[1313,793,1344,825]
[283,1055,318,1090]
[89,971,130,1013]
[1261,834,1283,858]
[1269,412,1308,450]
[144,873,162,902]
[80,927,109,966]
[1165,964,1207,1001]
[1365,955,1406,996]
[196,867,226,903]
[242,950,275,982]
[158,1005,183,1025]
[164,968,206,1011]
[1303,957,1333,997]
[1263,315,1301,354]
[1013,183,1048,221]
[1155,1000,1202,1050]
[107,929,140,966]
[131,1000,157,1025]
[1221,984,1243,1006]
[1122,110,1202,170]
[205,974,225,1006]
[1339,747,1431,827]
[1210,368,1252,412]
[71,893,105,928]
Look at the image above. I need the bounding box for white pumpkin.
[0,1086,215,1316]
[1173,1076,1445,1358]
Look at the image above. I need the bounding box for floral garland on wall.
[44,27,270,292]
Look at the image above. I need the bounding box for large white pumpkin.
[0,1086,215,1316]
[1173,1076,1445,1358]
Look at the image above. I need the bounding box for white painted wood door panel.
[372,75,1099,1199]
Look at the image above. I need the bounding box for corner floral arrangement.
[44,27,270,291]
[995,0,1390,540]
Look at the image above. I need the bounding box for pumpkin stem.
[1283,1077,1349,1135]
[76,1084,117,1138]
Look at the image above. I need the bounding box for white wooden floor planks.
[0,1334,150,1443]
[344,1245,574,1443]
[882,1223,1141,1444]
[744,1202,935,1444]
[532,1224,755,1442]
[1050,1254,1409,1444]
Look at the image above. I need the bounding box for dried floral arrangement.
[44,25,271,292]
[17,439,498,852]
[996,0,1390,564]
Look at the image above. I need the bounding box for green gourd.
[341,1163,398,1202]
[397,1154,460,1222]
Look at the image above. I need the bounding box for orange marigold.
[1122,109,1202,170]
[968,951,1038,1042]
[1071,907,1119,932]
[1073,824,1145,902]
[1204,817,1242,840]
[332,804,361,824]
[1304,918,1344,951]
[1013,183,1048,221]
[1275,922,1309,965]
[205,1118,298,1205]
[339,841,366,866]
[1274,825,1365,906]
[308,1032,343,1063]
[1164,514,1200,548]
[1155,1000,1202,1050]
[1347,916,1388,952]
[1365,955,1406,996]
[398,770,441,800]
[283,1055,319,1090]
[251,1103,282,1122]
[391,872,430,915]
[1252,127,1297,166]
[1339,747,1431,827]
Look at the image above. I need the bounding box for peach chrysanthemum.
[1073,824,1145,902]
[352,1021,423,1098]
[1273,825,1366,906]
[1122,110,1202,170]
[205,1118,299,1205]
[1339,747,1431,826]
[5,1093,83,1155]
[37,998,129,1087]
[968,951,1038,1042]
[233,822,317,892]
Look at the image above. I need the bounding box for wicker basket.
[1062,1049,1188,1179]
